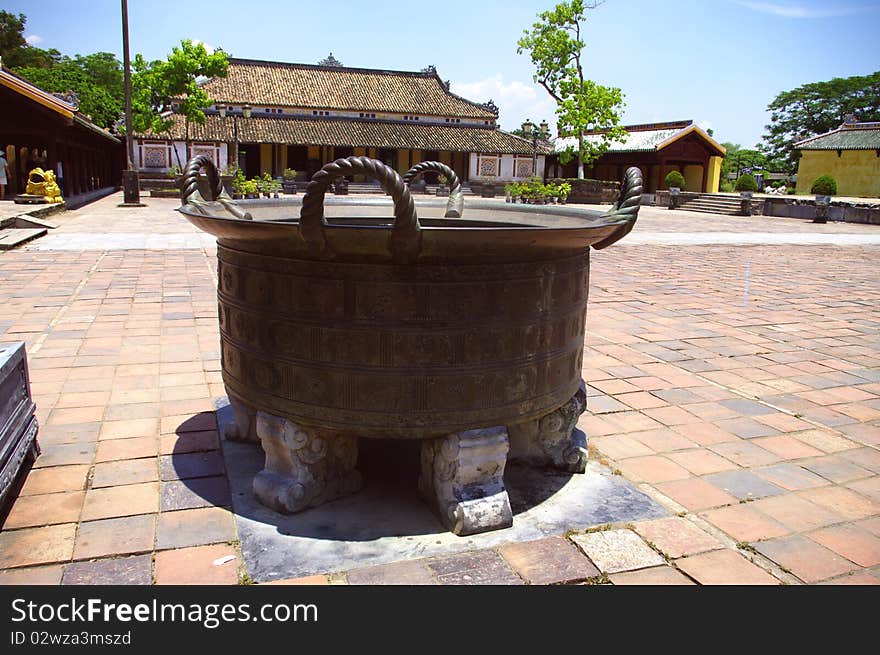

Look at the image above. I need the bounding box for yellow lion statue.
[25,168,64,203]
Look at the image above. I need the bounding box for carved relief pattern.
[508,381,588,473]
[252,411,362,514]
[419,426,513,535]
[515,159,534,178]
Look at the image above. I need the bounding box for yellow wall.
[397,150,409,173]
[439,151,452,166]
[260,144,272,174]
[307,145,320,162]
[796,150,880,197]
[412,150,423,167]
[707,156,722,193]
[279,146,287,174]
[683,164,703,192]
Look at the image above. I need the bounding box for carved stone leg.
[419,426,513,536]
[507,381,588,473]
[223,395,259,443]
[253,411,362,514]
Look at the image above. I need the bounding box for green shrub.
[810,174,837,195]
[719,180,734,193]
[664,170,685,189]
[734,173,758,192]
[282,168,297,180]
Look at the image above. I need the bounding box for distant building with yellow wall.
[550,120,726,193]
[795,121,880,198]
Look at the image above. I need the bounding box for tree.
[720,142,769,182]
[14,62,121,128]
[761,71,880,173]
[0,10,60,68]
[517,0,626,178]
[131,39,229,166]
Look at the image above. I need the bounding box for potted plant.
[504,182,518,203]
[241,179,259,199]
[230,167,246,199]
[664,170,685,209]
[556,181,571,205]
[282,168,298,195]
[810,175,837,223]
[436,174,450,197]
[735,173,759,216]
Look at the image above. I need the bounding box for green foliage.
[664,170,685,189]
[282,167,297,180]
[761,71,880,173]
[517,1,626,177]
[734,173,758,192]
[230,167,247,192]
[720,142,773,182]
[131,39,229,136]
[239,179,259,195]
[1,11,61,68]
[810,174,837,196]
[14,52,124,128]
[719,180,734,192]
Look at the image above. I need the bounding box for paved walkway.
[0,193,877,585]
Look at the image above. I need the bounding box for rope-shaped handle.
[593,166,642,250]
[301,157,421,262]
[180,154,223,203]
[179,154,252,221]
[402,161,464,218]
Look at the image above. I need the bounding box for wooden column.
[701,157,709,193]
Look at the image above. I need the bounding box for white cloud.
[736,1,877,17]
[190,38,216,54]
[452,74,558,135]
[25,34,43,45]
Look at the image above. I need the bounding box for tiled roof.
[554,121,724,155]
[795,123,880,150]
[138,114,546,155]
[202,58,496,119]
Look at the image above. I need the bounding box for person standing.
[0,149,9,200]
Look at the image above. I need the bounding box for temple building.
[550,120,726,193]
[132,58,546,183]
[0,63,123,205]
[794,120,880,198]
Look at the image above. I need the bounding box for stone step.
[0,228,48,250]
[676,204,741,216]
[679,197,742,207]
[680,200,743,211]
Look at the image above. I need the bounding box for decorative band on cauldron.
[216,246,590,324]
[220,341,582,436]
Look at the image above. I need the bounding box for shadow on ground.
[173,399,669,582]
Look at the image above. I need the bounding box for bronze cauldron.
[178,156,641,535]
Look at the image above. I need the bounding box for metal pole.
[120,0,143,205]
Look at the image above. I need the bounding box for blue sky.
[6,0,879,148]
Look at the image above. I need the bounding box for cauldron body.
[216,237,589,438]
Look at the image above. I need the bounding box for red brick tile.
[263,575,330,585]
[0,564,65,585]
[499,537,599,584]
[699,504,790,542]
[615,455,692,483]
[345,560,438,585]
[798,486,880,521]
[809,524,880,567]
[94,436,158,462]
[154,544,239,585]
[633,517,724,558]
[609,566,695,585]
[81,482,159,521]
[19,465,89,496]
[3,491,84,529]
[750,494,843,532]
[667,450,738,476]
[751,435,824,460]
[655,478,738,511]
[754,535,858,583]
[0,524,77,569]
[675,549,780,585]
[91,458,158,488]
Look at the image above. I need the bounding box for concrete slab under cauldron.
[214,399,668,583]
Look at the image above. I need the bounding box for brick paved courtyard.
[0,193,878,585]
